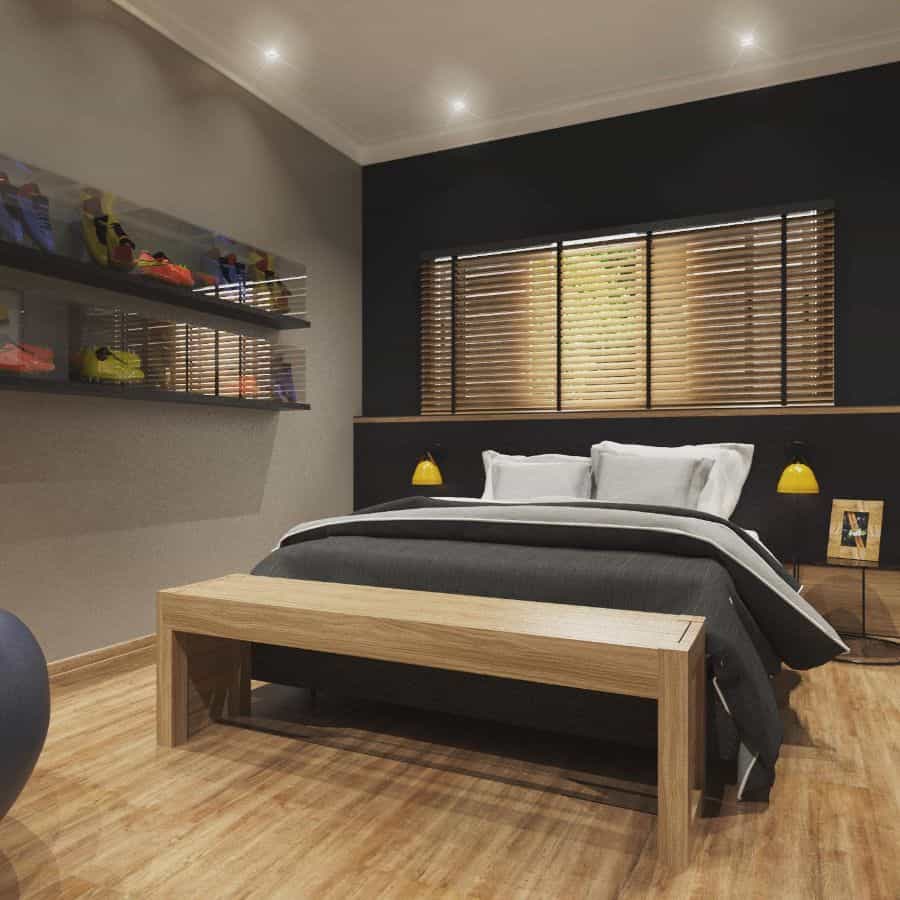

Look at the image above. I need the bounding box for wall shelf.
[0,240,309,331]
[0,374,310,411]
[1,148,310,413]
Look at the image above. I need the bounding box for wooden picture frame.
[827,499,884,563]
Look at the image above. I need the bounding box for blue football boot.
[0,173,25,243]
[17,182,55,252]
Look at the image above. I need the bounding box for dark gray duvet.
[252,498,847,798]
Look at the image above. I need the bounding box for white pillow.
[593,451,714,509]
[490,458,593,501]
[481,450,591,500]
[590,441,754,519]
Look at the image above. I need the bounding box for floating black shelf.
[0,374,310,411]
[0,239,310,331]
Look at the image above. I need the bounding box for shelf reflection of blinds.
[81,307,305,403]
[420,209,834,414]
[192,274,308,318]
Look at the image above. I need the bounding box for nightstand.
[797,559,900,664]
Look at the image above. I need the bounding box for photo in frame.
[827,499,884,563]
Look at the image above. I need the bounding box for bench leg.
[157,627,250,748]
[690,650,706,795]
[226,640,252,720]
[157,625,188,748]
[658,648,692,870]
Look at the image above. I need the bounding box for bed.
[251,496,847,799]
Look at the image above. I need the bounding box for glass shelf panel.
[0,150,307,324]
[0,289,307,410]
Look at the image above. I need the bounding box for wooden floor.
[0,657,897,899]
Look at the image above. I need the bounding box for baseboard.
[48,634,156,685]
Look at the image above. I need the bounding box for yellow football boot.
[81,189,108,267]
[248,248,292,312]
[80,189,136,270]
[80,346,145,383]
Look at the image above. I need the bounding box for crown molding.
[360,30,900,164]
[108,0,365,163]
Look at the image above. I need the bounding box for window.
[420,209,834,413]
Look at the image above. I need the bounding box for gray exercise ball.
[0,610,50,819]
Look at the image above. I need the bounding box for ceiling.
[111,0,900,164]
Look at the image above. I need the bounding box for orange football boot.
[135,251,194,288]
[0,342,55,374]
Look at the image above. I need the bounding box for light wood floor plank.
[1,660,897,898]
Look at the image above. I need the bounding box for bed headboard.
[354,410,900,566]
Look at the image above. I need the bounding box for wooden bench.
[157,574,706,868]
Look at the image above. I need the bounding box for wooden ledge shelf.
[0,375,310,411]
[355,405,900,424]
[0,240,310,331]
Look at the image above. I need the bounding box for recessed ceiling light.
[450,98,467,113]
[739,32,756,49]
[264,47,280,62]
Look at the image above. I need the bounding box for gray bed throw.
[253,497,847,798]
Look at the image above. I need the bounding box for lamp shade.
[777,461,819,494]
[411,452,443,486]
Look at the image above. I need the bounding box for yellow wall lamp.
[777,442,820,581]
[411,450,444,487]
[776,451,820,495]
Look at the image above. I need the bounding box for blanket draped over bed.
[252,498,847,798]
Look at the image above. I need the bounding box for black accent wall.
[359,63,900,563]
[363,62,900,415]
[355,413,900,565]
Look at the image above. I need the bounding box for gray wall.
[0,0,361,660]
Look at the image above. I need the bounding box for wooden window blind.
[453,245,558,412]
[419,258,453,414]
[785,211,835,405]
[560,235,647,410]
[650,217,787,408]
[420,208,834,414]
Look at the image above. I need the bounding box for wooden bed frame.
[156,574,706,869]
